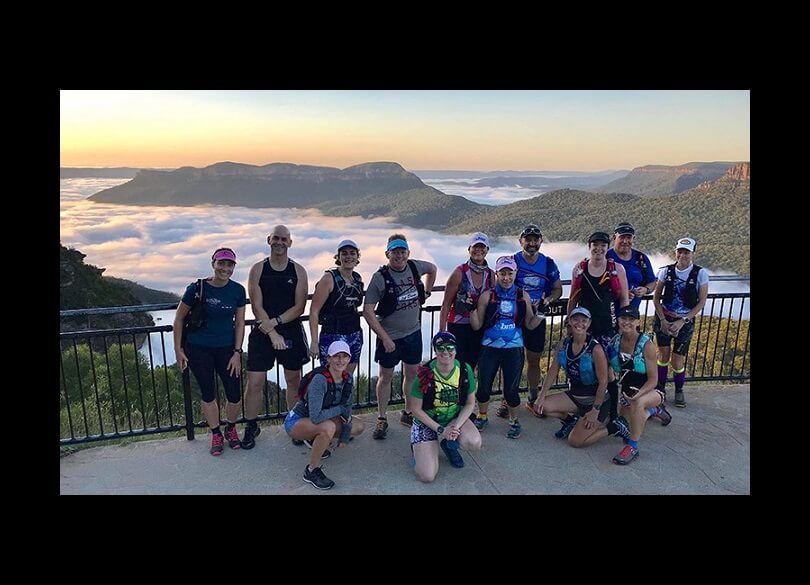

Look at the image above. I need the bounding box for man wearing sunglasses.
[493,224,561,417]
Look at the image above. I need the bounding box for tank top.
[259,258,300,332]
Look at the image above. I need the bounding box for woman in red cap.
[173,247,247,456]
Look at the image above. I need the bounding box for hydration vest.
[573,258,623,301]
[609,332,651,376]
[416,359,472,411]
[484,286,526,329]
[557,335,599,386]
[449,262,494,324]
[374,260,425,318]
[318,268,364,333]
[297,366,352,408]
[662,263,702,309]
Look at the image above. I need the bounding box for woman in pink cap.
[173,247,247,456]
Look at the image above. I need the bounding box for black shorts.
[246,322,309,372]
[653,315,695,356]
[522,318,547,353]
[565,386,611,422]
[375,329,422,369]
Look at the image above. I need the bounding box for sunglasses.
[434,343,456,353]
[521,226,542,237]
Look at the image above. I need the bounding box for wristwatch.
[682,317,691,324]
[233,348,243,354]
[436,425,445,435]
[275,316,283,326]
[592,403,602,411]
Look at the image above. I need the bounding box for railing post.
[181,367,195,440]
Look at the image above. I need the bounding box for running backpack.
[662,263,702,308]
[297,366,350,400]
[573,258,623,301]
[374,260,425,318]
[484,287,526,328]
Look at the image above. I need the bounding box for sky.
[60,90,750,171]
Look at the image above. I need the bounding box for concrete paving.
[60,384,749,495]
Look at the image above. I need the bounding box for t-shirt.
[364,259,433,340]
[182,279,247,347]
[410,359,476,426]
[656,264,710,316]
[607,248,655,310]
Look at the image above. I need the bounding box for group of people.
[172,221,709,489]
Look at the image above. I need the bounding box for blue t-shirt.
[607,248,655,310]
[513,252,560,302]
[182,279,247,348]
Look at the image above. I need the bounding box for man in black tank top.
[242,225,310,449]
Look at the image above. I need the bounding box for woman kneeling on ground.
[410,331,481,482]
[284,341,365,490]
[534,307,631,447]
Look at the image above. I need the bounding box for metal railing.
[60,278,750,445]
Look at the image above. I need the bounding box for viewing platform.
[60,384,749,495]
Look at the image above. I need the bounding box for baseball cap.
[569,306,592,319]
[432,331,457,347]
[675,237,696,252]
[588,231,611,244]
[386,239,409,251]
[337,239,359,252]
[495,255,517,272]
[520,224,542,238]
[326,340,351,357]
[212,248,236,263]
[616,306,640,320]
[468,232,490,248]
[615,222,635,236]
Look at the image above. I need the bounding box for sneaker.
[654,405,673,426]
[554,415,578,439]
[609,416,632,440]
[440,438,465,468]
[302,439,332,459]
[241,424,261,450]
[224,425,242,449]
[303,465,335,490]
[674,391,686,408]
[495,399,509,418]
[613,444,639,465]
[507,421,522,439]
[525,399,545,418]
[473,416,488,431]
[400,411,414,427]
[210,432,224,456]
[372,417,389,440]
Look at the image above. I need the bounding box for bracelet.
[233,348,243,354]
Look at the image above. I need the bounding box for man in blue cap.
[363,233,437,439]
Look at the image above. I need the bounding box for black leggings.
[186,343,242,403]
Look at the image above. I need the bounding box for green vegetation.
[597,162,737,196]
[104,276,180,304]
[447,182,750,274]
